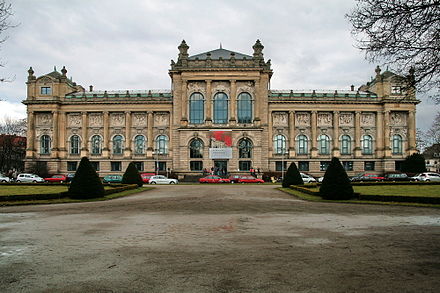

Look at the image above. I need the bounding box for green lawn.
[353,185,440,197]
[0,185,114,197]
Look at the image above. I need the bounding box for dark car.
[351,173,385,182]
[103,175,123,183]
[384,173,411,181]
[66,173,75,182]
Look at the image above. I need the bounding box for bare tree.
[0,116,27,136]
[0,0,15,85]
[347,0,440,101]
[426,111,440,145]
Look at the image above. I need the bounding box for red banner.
[209,130,232,148]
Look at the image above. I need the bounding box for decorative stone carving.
[38,77,52,84]
[296,112,310,126]
[154,112,169,126]
[390,112,407,126]
[272,112,288,127]
[36,113,52,126]
[187,81,206,95]
[339,113,354,126]
[68,114,81,127]
[212,81,230,95]
[236,81,255,94]
[89,113,103,127]
[361,113,375,127]
[132,113,147,127]
[391,128,408,138]
[317,112,332,126]
[110,113,125,127]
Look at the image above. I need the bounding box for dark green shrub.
[122,162,143,187]
[401,153,427,173]
[282,162,304,187]
[68,157,105,199]
[319,157,353,200]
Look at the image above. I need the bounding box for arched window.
[113,135,124,155]
[237,92,252,123]
[392,134,403,155]
[213,92,228,124]
[70,135,80,155]
[189,93,204,124]
[156,135,168,155]
[340,135,351,155]
[238,138,253,158]
[297,135,308,155]
[318,134,330,155]
[273,134,287,154]
[40,135,51,154]
[362,135,373,155]
[189,138,203,158]
[91,135,102,155]
[134,135,145,155]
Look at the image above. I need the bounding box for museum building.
[23,40,419,177]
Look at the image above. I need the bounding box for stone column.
[408,110,417,154]
[268,111,273,157]
[376,111,384,157]
[147,111,154,156]
[311,111,318,157]
[384,110,391,157]
[289,111,296,157]
[354,111,362,157]
[58,111,67,159]
[102,111,110,158]
[124,111,132,157]
[229,80,237,125]
[205,80,212,125]
[80,112,88,157]
[181,80,188,126]
[254,79,260,122]
[51,111,59,158]
[332,111,340,157]
[26,111,35,158]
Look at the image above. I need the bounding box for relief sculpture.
[89,114,103,127]
[390,112,406,126]
[154,112,169,126]
[272,112,288,126]
[361,113,375,126]
[111,113,125,127]
[212,81,230,95]
[296,112,310,126]
[339,113,353,126]
[317,112,332,126]
[187,81,206,95]
[236,81,255,94]
[133,113,147,126]
[68,114,81,127]
[37,113,52,126]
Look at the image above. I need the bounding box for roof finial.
[220,42,222,49]
[54,66,57,71]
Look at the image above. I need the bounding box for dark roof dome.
[189,48,252,60]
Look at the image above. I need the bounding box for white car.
[411,172,440,182]
[148,175,178,184]
[300,173,317,183]
[0,174,11,183]
[16,173,45,183]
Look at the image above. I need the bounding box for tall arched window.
[189,93,204,124]
[70,135,80,155]
[156,135,168,155]
[91,135,102,155]
[238,138,253,158]
[189,138,203,158]
[392,134,403,154]
[213,92,228,124]
[113,135,124,155]
[340,135,351,155]
[362,135,373,155]
[134,135,145,155]
[318,134,330,155]
[237,92,252,123]
[297,135,308,155]
[40,135,51,154]
[273,134,287,154]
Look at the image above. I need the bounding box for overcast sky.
[0,0,437,131]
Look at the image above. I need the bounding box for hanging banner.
[209,130,232,159]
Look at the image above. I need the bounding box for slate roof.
[189,48,252,60]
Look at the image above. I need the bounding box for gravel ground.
[1,185,440,293]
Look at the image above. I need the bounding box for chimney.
[89,85,93,92]
[350,85,355,91]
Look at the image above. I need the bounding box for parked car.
[44,174,67,183]
[384,173,411,182]
[199,175,230,184]
[16,173,45,183]
[411,172,440,182]
[237,175,264,183]
[228,175,241,183]
[0,174,11,183]
[351,173,385,182]
[102,174,123,183]
[301,173,317,183]
[140,173,156,183]
[149,175,178,184]
[317,176,324,183]
[66,173,75,182]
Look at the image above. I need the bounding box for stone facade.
[23,40,419,177]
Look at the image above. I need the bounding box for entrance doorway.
[214,160,228,176]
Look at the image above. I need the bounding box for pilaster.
[205,80,212,125]
[332,111,340,157]
[102,111,110,158]
[51,111,59,158]
[289,111,295,157]
[229,80,237,125]
[80,111,89,157]
[26,110,35,158]
[376,111,384,157]
[354,111,362,157]
[147,111,154,156]
[311,111,318,157]
[124,111,132,158]
[384,110,391,158]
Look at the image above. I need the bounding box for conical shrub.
[68,157,105,199]
[122,162,143,187]
[319,157,353,200]
[282,162,304,187]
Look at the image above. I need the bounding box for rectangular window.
[155,161,167,172]
[239,161,251,171]
[320,161,330,171]
[90,161,100,171]
[298,161,309,171]
[67,161,77,171]
[190,161,203,171]
[364,161,375,171]
[342,161,354,171]
[395,161,404,171]
[40,87,52,95]
[134,162,144,171]
[391,86,401,94]
[275,161,287,171]
[111,161,121,171]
